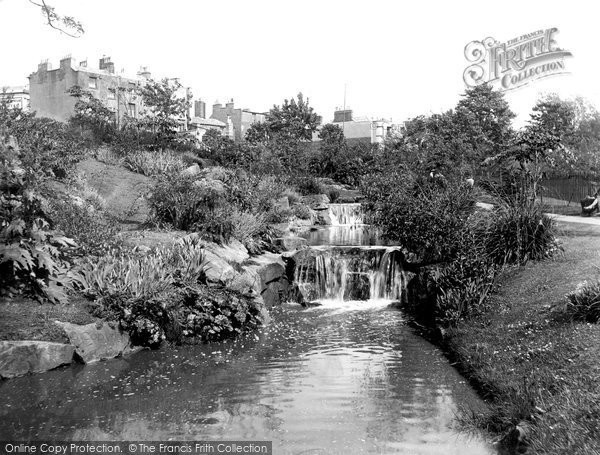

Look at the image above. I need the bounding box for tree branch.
[28,0,84,37]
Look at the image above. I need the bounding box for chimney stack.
[137,66,151,80]
[99,56,115,74]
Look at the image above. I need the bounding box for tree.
[387,86,515,179]
[245,122,270,145]
[499,95,576,199]
[265,93,321,141]
[68,86,115,142]
[564,97,600,171]
[453,84,516,163]
[139,78,191,150]
[28,0,84,37]
[314,123,347,176]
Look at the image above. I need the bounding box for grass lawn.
[445,223,600,454]
[0,295,98,343]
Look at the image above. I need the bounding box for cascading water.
[293,202,407,305]
[293,245,406,305]
[329,203,364,226]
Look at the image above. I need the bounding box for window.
[127,103,136,117]
[88,77,97,89]
[107,89,115,100]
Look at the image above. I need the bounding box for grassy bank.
[441,223,600,454]
[0,296,97,343]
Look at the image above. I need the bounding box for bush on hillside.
[562,281,600,323]
[0,143,77,303]
[78,236,264,348]
[124,150,185,177]
[483,196,560,265]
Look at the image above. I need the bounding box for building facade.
[188,117,226,142]
[318,109,400,144]
[0,86,30,111]
[28,56,146,123]
[210,100,266,142]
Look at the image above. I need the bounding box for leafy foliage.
[263,93,320,141]
[124,149,186,176]
[563,281,600,323]
[47,197,121,257]
[28,0,84,37]
[363,171,477,265]
[139,78,191,150]
[78,236,264,348]
[0,106,84,180]
[0,142,77,303]
[483,195,559,265]
[68,85,116,143]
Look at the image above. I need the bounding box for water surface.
[0,302,492,454]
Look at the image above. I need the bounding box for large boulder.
[203,250,238,286]
[56,321,140,364]
[0,341,74,379]
[205,238,249,265]
[274,236,308,251]
[275,196,290,211]
[244,252,292,307]
[181,163,201,177]
[227,268,262,295]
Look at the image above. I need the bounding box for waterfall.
[329,203,364,226]
[294,247,405,303]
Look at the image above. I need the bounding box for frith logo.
[463,28,572,91]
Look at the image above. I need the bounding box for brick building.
[210,100,266,142]
[28,56,146,123]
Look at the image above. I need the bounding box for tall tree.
[139,78,191,149]
[507,95,576,198]
[453,83,516,164]
[266,93,321,141]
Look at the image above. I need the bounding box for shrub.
[326,187,340,203]
[47,198,121,257]
[431,252,499,326]
[76,235,208,299]
[124,150,185,177]
[78,235,265,348]
[484,196,559,265]
[230,209,267,254]
[281,188,301,205]
[563,281,600,323]
[296,176,324,195]
[2,110,84,180]
[362,170,477,265]
[1,143,77,303]
[293,203,312,220]
[148,172,232,237]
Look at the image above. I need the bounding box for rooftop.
[190,117,226,127]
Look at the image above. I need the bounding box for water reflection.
[0,304,493,454]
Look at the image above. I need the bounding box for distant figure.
[581,191,600,216]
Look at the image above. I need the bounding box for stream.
[0,204,494,454]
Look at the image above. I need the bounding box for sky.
[0,0,599,126]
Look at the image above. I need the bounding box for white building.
[314,109,401,144]
[0,86,30,111]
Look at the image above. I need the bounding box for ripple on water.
[0,303,494,454]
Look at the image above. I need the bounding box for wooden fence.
[473,170,600,204]
[540,173,600,204]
